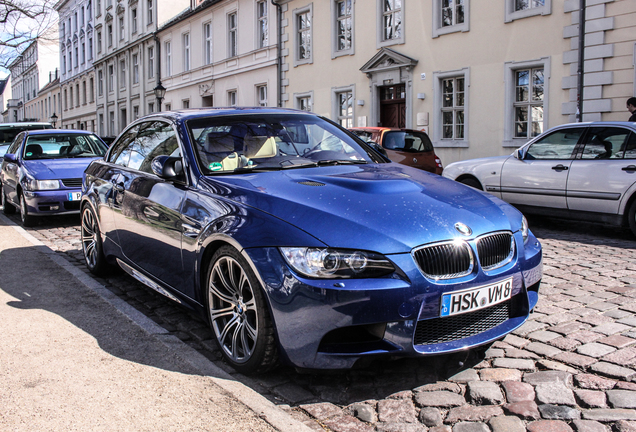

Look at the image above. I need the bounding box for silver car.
[443,122,636,235]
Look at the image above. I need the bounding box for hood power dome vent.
[298,181,326,186]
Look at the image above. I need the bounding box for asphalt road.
[1,211,636,432]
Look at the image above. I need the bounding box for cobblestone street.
[9,213,636,432]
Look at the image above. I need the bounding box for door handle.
[551,164,569,171]
[622,165,636,172]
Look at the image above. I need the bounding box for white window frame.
[182,99,190,109]
[119,16,124,41]
[165,41,172,76]
[97,31,102,54]
[505,0,551,23]
[108,24,113,47]
[228,11,238,58]
[432,0,469,38]
[503,57,550,147]
[256,84,267,106]
[433,68,469,148]
[119,59,126,89]
[132,8,138,34]
[203,22,212,65]
[108,64,114,92]
[147,0,153,25]
[98,69,103,96]
[228,90,237,107]
[183,32,190,71]
[148,46,155,79]
[332,85,355,129]
[377,0,404,48]
[294,91,313,112]
[293,4,313,66]
[331,0,354,58]
[88,37,93,60]
[256,0,268,49]
[132,53,139,84]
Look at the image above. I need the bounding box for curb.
[0,213,314,432]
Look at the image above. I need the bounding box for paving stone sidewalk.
[9,213,636,432]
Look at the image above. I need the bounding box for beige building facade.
[278,0,636,165]
[157,0,278,111]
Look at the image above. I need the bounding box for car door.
[112,120,187,292]
[500,126,586,209]
[1,132,26,206]
[567,126,636,215]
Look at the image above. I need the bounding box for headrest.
[244,136,277,158]
[25,144,43,157]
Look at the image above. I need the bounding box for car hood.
[200,164,523,254]
[22,158,100,180]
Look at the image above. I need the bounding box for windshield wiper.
[316,159,368,166]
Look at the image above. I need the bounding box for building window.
[89,77,94,102]
[88,37,93,60]
[69,87,73,109]
[62,23,65,39]
[378,0,403,46]
[433,68,469,147]
[96,0,101,16]
[228,12,237,58]
[147,0,153,24]
[182,99,190,109]
[62,54,66,72]
[120,59,126,89]
[97,31,102,54]
[333,0,353,57]
[504,58,550,146]
[81,41,85,64]
[99,113,103,135]
[81,6,85,27]
[132,8,138,33]
[165,103,171,111]
[132,54,139,84]
[108,24,113,47]
[98,70,103,95]
[88,0,92,21]
[296,94,312,111]
[74,45,78,67]
[228,90,237,106]
[505,0,551,22]
[133,105,139,119]
[204,23,212,65]
[257,85,267,106]
[109,111,115,135]
[148,102,154,113]
[64,89,68,110]
[82,81,87,104]
[433,0,469,37]
[119,16,124,41]
[67,48,72,71]
[294,6,312,65]
[334,88,353,128]
[257,0,268,49]
[148,46,154,79]
[165,41,171,76]
[108,64,114,92]
[183,32,190,71]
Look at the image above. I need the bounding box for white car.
[443,121,636,235]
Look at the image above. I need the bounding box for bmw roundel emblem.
[455,222,472,236]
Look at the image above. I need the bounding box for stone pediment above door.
[360,48,418,75]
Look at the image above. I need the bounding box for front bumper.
[246,230,542,370]
[23,188,82,215]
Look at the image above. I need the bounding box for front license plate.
[68,192,82,201]
[440,277,513,317]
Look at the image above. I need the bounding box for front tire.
[459,177,483,190]
[628,200,636,238]
[206,246,278,374]
[19,193,35,227]
[1,185,15,215]
[81,205,110,276]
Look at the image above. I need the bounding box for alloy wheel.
[81,208,98,268]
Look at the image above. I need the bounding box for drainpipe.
[271,0,282,107]
[576,0,586,122]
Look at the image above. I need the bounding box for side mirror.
[151,155,184,179]
[3,153,16,163]
[514,148,525,160]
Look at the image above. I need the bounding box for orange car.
[349,127,443,175]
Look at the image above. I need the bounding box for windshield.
[23,134,108,160]
[188,114,384,175]
[0,125,52,145]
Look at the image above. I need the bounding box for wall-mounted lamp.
[357,100,365,106]
[417,93,426,100]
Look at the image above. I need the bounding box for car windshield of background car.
[525,127,585,160]
[188,114,384,174]
[0,125,52,145]
[384,131,434,152]
[23,134,108,160]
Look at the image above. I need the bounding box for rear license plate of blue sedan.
[68,192,81,201]
[440,277,513,317]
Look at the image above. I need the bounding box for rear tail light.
[435,157,443,168]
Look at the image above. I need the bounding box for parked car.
[81,108,542,373]
[1,130,108,226]
[0,122,54,160]
[443,122,636,235]
[349,127,443,174]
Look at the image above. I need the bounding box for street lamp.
[153,81,166,112]
[50,112,58,128]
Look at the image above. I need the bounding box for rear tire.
[206,246,278,374]
[628,200,636,238]
[1,185,15,215]
[19,193,35,227]
[459,177,483,190]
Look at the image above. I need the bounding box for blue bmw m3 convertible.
[80,108,542,373]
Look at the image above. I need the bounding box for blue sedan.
[80,108,542,373]
[1,129,108,226]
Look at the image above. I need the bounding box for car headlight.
[25,177,60,191]
[521,216,529,244]
[280,247,395,279]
